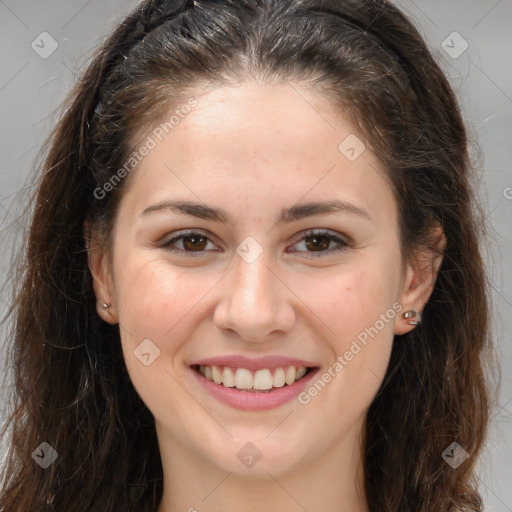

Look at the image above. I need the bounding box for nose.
[212,248,295,342]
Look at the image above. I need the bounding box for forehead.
[120,82,397,226]
[173,83,355,160]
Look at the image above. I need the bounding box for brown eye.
[182,234,208,251]
[161,230,218,255]
[287,229,350,258]
[304,234,331,251]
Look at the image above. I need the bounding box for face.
[90,83,424,480]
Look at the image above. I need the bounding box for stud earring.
[102,302,111,310]
[403,310,422,326]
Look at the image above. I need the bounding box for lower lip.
[190,366,320,411]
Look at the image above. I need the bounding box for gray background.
[0,0,510,508]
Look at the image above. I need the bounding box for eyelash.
[159,229,350,258]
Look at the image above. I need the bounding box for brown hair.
[0,0,495,510]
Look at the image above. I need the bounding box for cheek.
[291,257,401,402]
[113,256,217,359]
[112,257,213,423]
[294,268,399,421]
[294,263,400,346]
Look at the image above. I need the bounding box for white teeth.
[198,364,308,390]
[212,365,223,384]
[235,368,253,389]
[273,367,285,387]
[296,366,307,380]
[222,367,235,387]
[285,366,296,385]
[253,369,273,390]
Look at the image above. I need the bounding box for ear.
[84,221,119,325]
[395,225,446,335]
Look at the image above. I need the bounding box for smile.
[194,364,310,391]
[189,360,320,411]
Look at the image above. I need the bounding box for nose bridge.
[213,245,294,340]
[231,247,276,314]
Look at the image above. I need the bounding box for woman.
[0,0,494,510]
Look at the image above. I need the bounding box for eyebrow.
[140,199,372,224]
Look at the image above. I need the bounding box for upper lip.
[190,355,319,371]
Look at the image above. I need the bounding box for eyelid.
[159,228,221,255]
[286,228,351,257]
[159,228,351,257]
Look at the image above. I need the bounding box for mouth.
[189,362,320,410]
[191,364,313,392]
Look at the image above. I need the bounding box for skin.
[87,82,444,512]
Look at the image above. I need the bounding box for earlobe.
[394,226,446,335]
[84,221,119,325]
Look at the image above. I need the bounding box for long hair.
[0,0,494,510]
